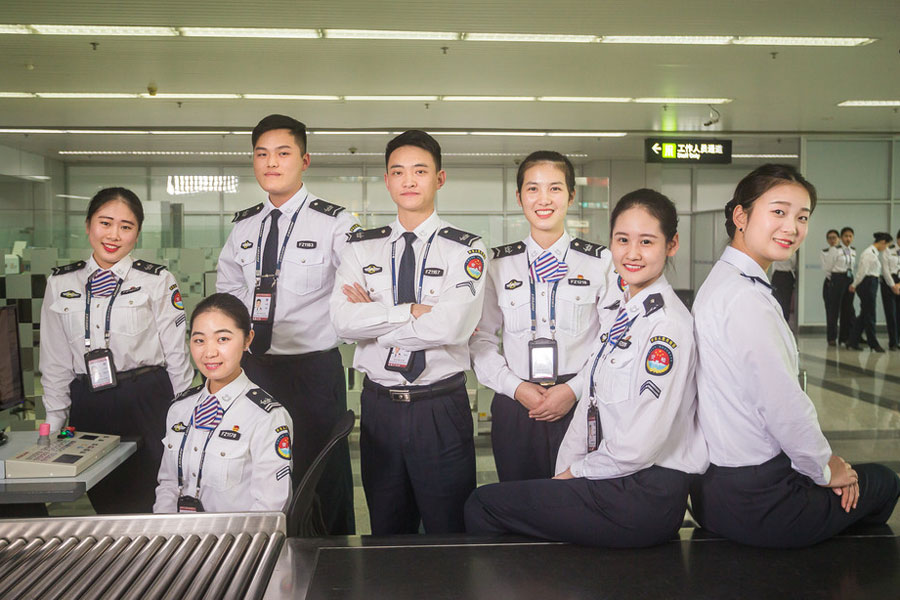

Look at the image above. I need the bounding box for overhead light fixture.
[635,97,732,104]
[547,132,627,137]
[179,27,319,38]
[310,130,392,135]
[464,33,597,43]
[167,175,239,194]
[538,96,633,103]
[140,93,241,99]
[0,92,36,98]
[426,131,470,136]
[443,96,536,102]
[444,152,589,158]
[470,132,547,137]
[324,29,460,41]
[0,128,67,134]
[35,92,140,99]
[56,194,92,200]
[30,24,179,36]
[344,95,439,101]
[313,152,383,156]
[732,154,799,159]
[243,94,341,100]
[602,35,733,44]
[0,25,30,34]
[59,150,252,156]
[734,36,875,47]
[837,100,900,107]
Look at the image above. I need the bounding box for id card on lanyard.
[384,231,436,373]
[586,312,637,452]
[526,250,567,385]
[83,277,125,392]
[175,404,230,512]
[251,201,305,323]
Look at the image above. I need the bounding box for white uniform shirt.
[470,232,621,399]
[555,276,708,479]
[824,243,855,275]
[40,254,193,431]
[882,243,900,281]
[216,185,360,355]
[154,371,293,513]
[771,253,796,274]
[693,246,832,485]
[819,246,835,280]
[330,211,487,387]
[852,244,888,288]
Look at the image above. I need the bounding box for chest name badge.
[219,430,241,441]
[568,278,590,286]
[424,267,444,277]
[297,240,317,249]
[363,264,382,275]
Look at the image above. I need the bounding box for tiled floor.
[48,334,900,533]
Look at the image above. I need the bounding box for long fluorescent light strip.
[180,27,319,38]
[602,35,733,45]
[140,93,241,99]
[732,154,799,159]
[58,150,590,158]
[837,100,900,107]
[443,96,536,102]
[36,92,140,99]
[343,95,439,101]
[734,36,874,47]
[538,96,632,103]
[464,33,596,43]
[243,94,341,101]
[30,24,178,36]
[1,128,626,137]
[324,29,460,40]
[635,97,733,104]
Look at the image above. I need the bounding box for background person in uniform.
[837,227,858,346]
[878,232,900,350]
[216,114,358,534]
[770,253,797,322]
[154,293,292,513]
[330,130,487,535]
[465,189,708,548]
[691,164,900,548]
[40,187,193,514]
[820,229,840,343]
[469,151,622,482]
[846,232,894,352]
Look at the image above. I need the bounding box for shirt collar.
[201,369,251,411]
[622,274,669,319]
[86,253,133,281]
[525,231,571,261]
[389,210,441,243]
[720,246,770,283]
[265,185,308,217]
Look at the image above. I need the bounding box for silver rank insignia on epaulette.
[247,388,283,412]
[570,238,607,258]
[492,243,526,259]
[603,299,621,310]
[309,199,346,217]
[51,261,86,276]
[347,226,392,243]
[643,293,665,316]
[173,384,203,402]
[232,203,264,223]
[132,260,165,275]
[439,227,481,247]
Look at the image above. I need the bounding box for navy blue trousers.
[848,276,880,348]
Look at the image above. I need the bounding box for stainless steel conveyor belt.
[0,512,285,600]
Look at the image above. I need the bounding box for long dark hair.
[725,164,817,239]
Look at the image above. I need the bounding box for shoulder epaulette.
[132,259,166,275]
[347,226,392,243]
[851,246,856,250]
[246,388,283,413]
[491,242,526,259]
[173,384,203,402]
[308,199,346,217]
[50,260,86,276]
[232,203,264,223]
[643,293,665,317]
[570,238,606,259]
[439,227,481,247]
[822,247,830,252]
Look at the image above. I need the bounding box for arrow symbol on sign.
[652,143,661,155]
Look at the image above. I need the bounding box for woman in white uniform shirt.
[466,189,708,547]
[691,164,900,548]
[155,293,293,513]
[40,187,193,513]
[470,151,620,481]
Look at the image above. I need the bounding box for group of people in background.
[821,227,900,351]
[37,113,900,550]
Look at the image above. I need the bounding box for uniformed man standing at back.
[330,130,487,535]
[217,114,358,534]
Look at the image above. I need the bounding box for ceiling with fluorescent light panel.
[0,0,897,164]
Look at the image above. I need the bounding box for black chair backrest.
[286,409,355,537]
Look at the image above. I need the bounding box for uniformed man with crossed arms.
[330,130,487,535]
[217,114,359,534]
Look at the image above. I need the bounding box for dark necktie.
[250,209,281,354]
[398,232,425,382]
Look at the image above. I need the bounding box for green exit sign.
[645,138,732,164]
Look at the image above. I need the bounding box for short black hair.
[874,232,893,244]
[826,229,840,237]
[611,188,679,243]
[190,293,252,339]
[840,226,855,236]
[86,187,144,230]
[516,151,576,194]
[724,164,817,239]
[252,114,307,154]
[385,130,441,171]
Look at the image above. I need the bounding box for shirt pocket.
[363,272,393,305]
[599,345,636,405]
[48,296,86,342]
[498,287,531,334]
[110,291,153,336]
[557,285,598,337]
[203,434,250,492]
[281,249,325,296]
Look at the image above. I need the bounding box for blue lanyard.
[83,276,124,350]
[588,312,638,403]
[390,231,437,305]
[254,198,306,284]
[526,249,569,340]
[176,400,232,497]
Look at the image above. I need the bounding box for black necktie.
[398,232,425,382]
[250,209,281,354]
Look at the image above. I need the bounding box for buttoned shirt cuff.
[565,373,585,399]
[569,459,585,478]
[821,464,832,487]
[388,304,412,323]
[500,372,525,400]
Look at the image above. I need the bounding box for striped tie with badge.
[194,396,224,430]
[90,269,119,297]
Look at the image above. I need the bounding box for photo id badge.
[528,337,558,384]
[252,291,274,322]
[84,348,118,392]
[385,347,413,373]
[587,402,601,452]
[177,494,205,513]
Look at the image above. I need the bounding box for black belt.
[538,372,576,388]
[363,372,466,403]
[76,364,164,384]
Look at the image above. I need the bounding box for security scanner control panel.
[3,432,119,478]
